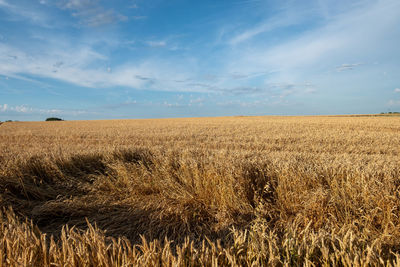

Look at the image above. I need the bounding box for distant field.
[1,116,400,266]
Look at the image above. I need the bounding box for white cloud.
[61,0,92,9]
[0,0,51,27]
[0,104,8,111]
[0,103,88,116]
[1,0,398,101]
[0,39,206,92]
[146,41,166,47]
[221,0,400,95]
[0,42,119,88]
[163,101,185,108]
[336,63,364,72]
[189,97,204,104]
[59,0,128,27]
[0,104,50,114]
[0,0,11,7]
[132,16,146,20]
[394,88,400,93]
[83,10,128,27]
[228,9,305,45]
[216,99,271,108]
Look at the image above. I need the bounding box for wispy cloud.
[0,104,8,112]
[58,0,128,27]
[394,88,400,93]
[216,99,271,108]
[0,103,87,116]
[0,41,176,91]
[134,75,155,81]
[132,16,147,20]
[0,37,208,93]
[0,42,117,88]
[222,0,400,96]
[228,11,304,45]
[0,0,11,7]
[336,63,364,72]
[229,71,268,80]
[163,101,186,108]
[189,97,204,105]
[146,41,166,47]
[221,86,264,95]
[0,0,51,27]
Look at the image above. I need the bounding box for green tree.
[45,117,63,121]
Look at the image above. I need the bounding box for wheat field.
[1,116,400,266]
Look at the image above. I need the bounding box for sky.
[0,0,399,121]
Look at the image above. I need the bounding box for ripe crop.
[1,116,400,266]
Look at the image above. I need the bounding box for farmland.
[1,116,400,266]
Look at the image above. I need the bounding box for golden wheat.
[1,116,400,266]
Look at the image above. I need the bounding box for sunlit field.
[1,116,400,266]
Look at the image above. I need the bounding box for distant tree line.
[380,112,400,114]
[46,117,64,121]
[0,118,64,123]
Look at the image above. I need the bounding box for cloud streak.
[0,0,51,27]
[0,0,11,7]
[336,63,364,72]
[146,41,167,47]
[0,103,88,116]
[58,0,128,27]
[228,8,306,45]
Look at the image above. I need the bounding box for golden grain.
[1,116,400,266]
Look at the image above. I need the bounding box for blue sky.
[0,0,399,120]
